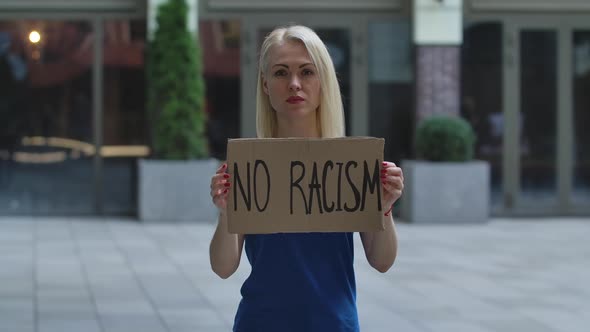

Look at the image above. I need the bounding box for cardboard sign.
[226,137,385,234]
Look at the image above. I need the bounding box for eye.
[302,68,315,76]
[273,69,288,77]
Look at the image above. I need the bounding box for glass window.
[319,29,351,135]
[200,20,241,160]
[101,19,242,214]
[572,30,590,205]
[519,30,557,202]
[368,21,413,164]
[101,20,147,215]
[461,21,503,206]
[0,20,94,215]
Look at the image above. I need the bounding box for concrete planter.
[400,160,490,223]
[138,158,220,222]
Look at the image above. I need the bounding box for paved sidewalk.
[0,217,588,332]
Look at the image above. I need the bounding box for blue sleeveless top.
[233,232,359,332]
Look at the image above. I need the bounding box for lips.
[287,96,305,103]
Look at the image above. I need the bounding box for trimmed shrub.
[415,115,476,162]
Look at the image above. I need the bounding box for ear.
[262,73,269,95]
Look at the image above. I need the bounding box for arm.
[360,161,403,273]
[210,211,245,279]
[360,214,398,273]
[209,163,244,279]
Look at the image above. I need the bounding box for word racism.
[232,159,383,215]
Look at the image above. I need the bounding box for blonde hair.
[256,25,345,138]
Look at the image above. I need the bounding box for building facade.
[0,0,588,217]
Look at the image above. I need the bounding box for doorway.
[504,21,590,215]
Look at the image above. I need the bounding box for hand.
[381,161,404,211]
[210,163,231,212]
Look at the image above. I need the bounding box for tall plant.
[147,0,206,159]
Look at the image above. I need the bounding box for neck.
[276,113,320,138]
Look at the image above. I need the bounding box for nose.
[289,75,301,91]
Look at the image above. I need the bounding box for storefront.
[0,0,414,216]
[0,0,588,217]
[0,1,147,215]
[464,1,590,215]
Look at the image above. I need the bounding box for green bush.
[415,116,476,162]
[147,0,206,160]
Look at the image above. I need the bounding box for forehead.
[268,40,313,65]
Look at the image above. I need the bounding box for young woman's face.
[263,40,321,120]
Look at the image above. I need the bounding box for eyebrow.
[272,63,315,69]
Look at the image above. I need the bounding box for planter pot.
[138,158,220,222]
[401,160,490,223]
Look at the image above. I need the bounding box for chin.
[289,109,317,118]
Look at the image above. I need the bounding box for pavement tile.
[0,217,587,332]
[98,313,168,332]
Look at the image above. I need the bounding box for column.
[413,0,463,122]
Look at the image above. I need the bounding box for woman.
[209,25,403,332]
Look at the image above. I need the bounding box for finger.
[381,181,395,193]
[212,188,229,204]
[391,189,403,199]
[384,174,403,183]
[385,176,404,190]
[210,173,231,189]
[382,181,403,198]
[212,181,231,194]
[381,161,396,169]
[383,176,404,191]
[213,188,228,198]
[216,163,227,174]
[211,178,231,195]
[213,173,230,182]
[211,187,222,199]
[381,166,402,176]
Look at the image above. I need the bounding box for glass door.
[571,29,590,210]
[517,28,559,208]
[505,22,590,215]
